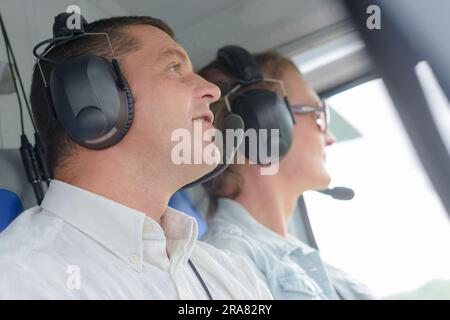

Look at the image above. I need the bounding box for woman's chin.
[313,171,332,190]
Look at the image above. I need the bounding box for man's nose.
[325,130,336,146]
[196,75,221,104]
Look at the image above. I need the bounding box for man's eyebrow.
[157,47,193,71]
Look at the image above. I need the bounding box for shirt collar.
[214,198,313,257]
[41,180,198,272]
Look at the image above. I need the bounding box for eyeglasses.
[290,100,330,133]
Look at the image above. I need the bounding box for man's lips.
[192,110,214,125]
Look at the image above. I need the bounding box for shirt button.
[129,254,140,264]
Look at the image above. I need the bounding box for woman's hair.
[198,50,300,217]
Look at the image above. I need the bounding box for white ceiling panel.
[111,0,349,68]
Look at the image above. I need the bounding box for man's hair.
[30,16,174,174]
[198,51,299,216]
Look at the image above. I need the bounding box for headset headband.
[53,12,87,37]
[217,45,263,84]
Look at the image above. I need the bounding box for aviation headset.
[33,13,134,149]
[216,45,296,163]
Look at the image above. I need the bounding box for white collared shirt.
[0,180,272,299]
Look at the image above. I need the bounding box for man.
[199,48,375,299]
[0,16,271,299]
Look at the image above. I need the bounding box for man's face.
[277,68,335,192]
[118,25,220,188]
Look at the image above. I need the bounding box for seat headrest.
[0,189,23,231]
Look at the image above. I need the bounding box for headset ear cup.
[121,78,134,136]
[231,89,294,163]
[49,54,135,149]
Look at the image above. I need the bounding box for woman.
[199,48,374,300]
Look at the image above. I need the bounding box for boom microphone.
[180,113,244,190]
[317,186,355,200]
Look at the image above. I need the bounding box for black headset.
[216,45,296,163]
[33,13,134,149]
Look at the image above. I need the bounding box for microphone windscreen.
[221,113,244,132]
[316,187,355,200]
[330,187,355,200]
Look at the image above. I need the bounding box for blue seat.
[0,149,40,232]
[0,189,23,231]
[169,190,207,238]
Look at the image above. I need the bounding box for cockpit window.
[304,79,450,299]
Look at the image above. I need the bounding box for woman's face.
[277,68,335,192]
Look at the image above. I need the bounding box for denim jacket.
[202,198,375,300]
